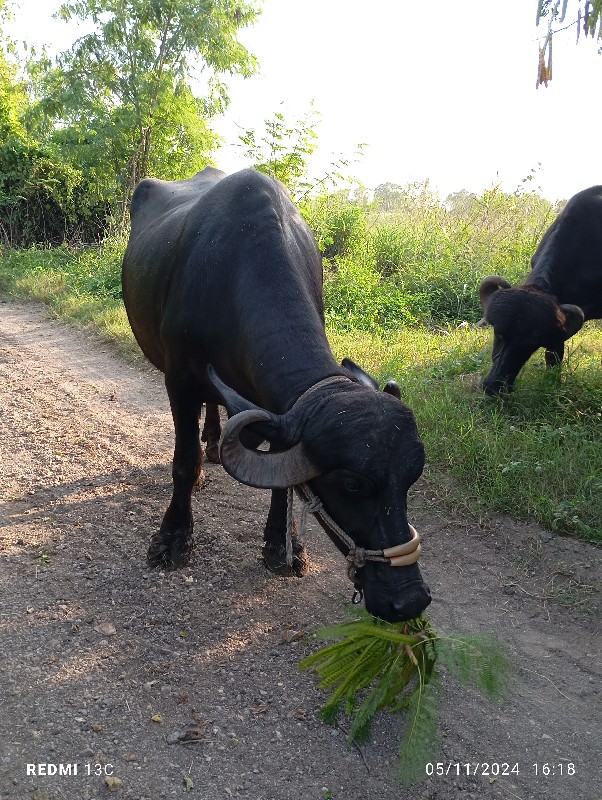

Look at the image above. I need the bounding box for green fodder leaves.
[434,633,511,698]
[300,610,511,785]
[299,610,436,738]
[398,675,441,786]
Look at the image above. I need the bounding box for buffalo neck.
[233,303,346,414]
[200,250,345,414]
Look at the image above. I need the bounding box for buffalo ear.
[342,357,402,397]
[341,357,379,390]
[383,379,401,400]
[479,275,511,314]
[560,304,585,339]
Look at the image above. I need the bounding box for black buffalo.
[122,167,431,623]
[479,185,602,395]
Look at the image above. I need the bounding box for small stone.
[105,775,123,792]
[94,622,116,636]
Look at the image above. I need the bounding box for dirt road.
[1,301,600,800]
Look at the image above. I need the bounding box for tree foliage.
[0,0,26,137]
[43,0,259,217]
[239,107,320,199]
[1,3,103,244]
[1,0,261,243]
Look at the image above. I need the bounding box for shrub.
[323,257,417,332]
[319,184,557,330]
[0,135,111,246]
[301,192,368,261]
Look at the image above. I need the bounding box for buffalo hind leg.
[262,488,310,578]
[201,403,221,464]
[148,375,202,569]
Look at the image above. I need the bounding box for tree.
[0,0,27,139]
[373,183,405,213]
[28,0,261,222]
[374,181,440,214]
[536,0,602,86]
[445,189,478,216]
[239,107,320,199]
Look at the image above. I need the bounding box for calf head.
[479,276,585,396]
[209,362,431,623]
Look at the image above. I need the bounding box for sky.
[6,0,602,202]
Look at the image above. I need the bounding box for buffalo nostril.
[391,586,432,621]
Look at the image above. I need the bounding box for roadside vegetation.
[2,185,601,545]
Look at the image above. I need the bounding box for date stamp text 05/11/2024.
[425,762,576,778]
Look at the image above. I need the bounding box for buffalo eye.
[336,472,374,497]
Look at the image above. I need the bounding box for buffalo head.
[208,361,431,623]
[478,276,585,396]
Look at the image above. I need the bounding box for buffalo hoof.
[147,529,194,569]
[192,470,206,492]
[263,538,311,577]
[204,443,221,464]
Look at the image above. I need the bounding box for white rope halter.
[285,482,421,582]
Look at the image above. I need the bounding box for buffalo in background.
[479,185,602,395]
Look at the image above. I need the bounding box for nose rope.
[285,483,421,580]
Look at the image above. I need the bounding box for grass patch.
[329,324,602,544]
[0,242,139,358]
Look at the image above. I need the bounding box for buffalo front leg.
[545,341,564,369]
[201,403,222,464]
[262,488,310,578]
[148,375,202,569]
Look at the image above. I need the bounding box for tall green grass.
[0,240,137,357]
[1,184,600,544]
[317,186,554,329]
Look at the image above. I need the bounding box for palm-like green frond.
[299,609,511,784]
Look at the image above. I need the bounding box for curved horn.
[559,304,585,339]
[219,408,321,489]
[479,276,511,313]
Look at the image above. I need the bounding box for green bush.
[0,136,111,246]
[301,192,368,261]
[323,257,417,332]
[309,184,556,330]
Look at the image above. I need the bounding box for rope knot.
[347,546,367,569]
[288,483,414,587]
[304,495,323,514]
